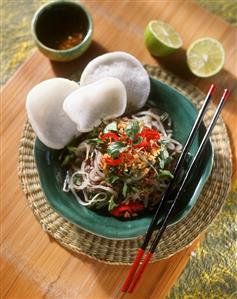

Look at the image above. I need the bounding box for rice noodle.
[90,184,118,196]
[71,187,107,206]
[133,110,167,136]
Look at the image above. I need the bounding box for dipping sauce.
[35,2,89,50]
[53,32,84,50]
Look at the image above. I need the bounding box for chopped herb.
[108,196,118,211]
[90,127,100,137]
[107,175,120,184]
[158,157,165,169]
[158,144,172,169]
[133,136,143,145]
[122,182,128,197]
[87,138,104,145]
[125,120,140,140]
[104,121,117,133]
[107,141,126,158]
[160,145,169,160]
[165,156,173,164]
[87,121,106,139]
[158,169,174,179]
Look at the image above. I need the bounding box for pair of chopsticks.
[121,84,229,293]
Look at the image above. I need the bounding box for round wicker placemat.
[18,65,232,265]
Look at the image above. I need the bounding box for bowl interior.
[34,2,90,50]
[34,77,213,239]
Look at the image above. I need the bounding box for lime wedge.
[187,37,225,78]
[144,20,182,57]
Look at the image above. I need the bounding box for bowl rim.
[31,0,94,54]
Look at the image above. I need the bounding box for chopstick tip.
[209,83,216,96]
[223,89,230,101]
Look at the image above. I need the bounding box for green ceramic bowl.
[34,78,213,239]
[31,1,93,62]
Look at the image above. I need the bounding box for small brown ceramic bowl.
[31,0,93,62]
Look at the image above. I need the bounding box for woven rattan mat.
[18,65,232,265]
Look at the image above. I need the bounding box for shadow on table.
[154,48,193,80]
[49,40,107,79]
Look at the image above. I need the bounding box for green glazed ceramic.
[31,1,93,62]
[34,78,213,239]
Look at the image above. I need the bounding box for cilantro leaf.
[125,120,140,140]
[107,141,126,158]
[160,145,169,160]
[108,196,118,211]
[158,157,165,169]
[158,144,172,169]
[107,175,120,184]
[158,169,174,178]
[122,182,128,197]
[133,136,143,145]
[104,121,117,133]
[87,138,104,145]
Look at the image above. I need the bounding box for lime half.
[144,20,182,57]
[187,37,225,78]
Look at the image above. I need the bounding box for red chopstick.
[121,86,230,294]
[121,84,215,293]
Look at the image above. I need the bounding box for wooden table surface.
[1,1,237,299]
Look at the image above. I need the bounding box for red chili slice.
[104,157,123,166]
[139,127,160,141]
[110,202,144,217]
[134,127,160,148]
[101,132,120,141]
[134,140,150,148]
